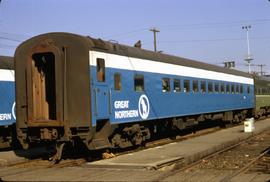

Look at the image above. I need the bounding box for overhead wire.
[0,43,17,49]
[0,36,22,42]
[102,18,270,40]
[103,28,149,39]
[142,36,270,45]
[157,18,270,30]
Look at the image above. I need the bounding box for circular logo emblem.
[12,102,16,120]
[138,94,150,119]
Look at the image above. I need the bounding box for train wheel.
[49,142,65,163]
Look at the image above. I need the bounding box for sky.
[0,0,270,74]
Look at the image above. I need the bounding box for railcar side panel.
[14,32,256,156]
[89,51,254,126]
[0,69,15,126]
[254,76,270,117]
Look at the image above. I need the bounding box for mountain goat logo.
[138,95,150,119]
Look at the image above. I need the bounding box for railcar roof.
[16,32,252,79]
[86,35,252,79]
[0,56,14,70]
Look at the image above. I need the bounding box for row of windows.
[96,58,251,94]
[113,73,251,94]
[256,87,270,95]
[162,78,250,94]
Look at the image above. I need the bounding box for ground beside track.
[0,118,270,181]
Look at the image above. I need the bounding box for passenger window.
[114,73,121,91]
[240,85,243,94]
[173,79,181,92]
[236,84,239,94]
[221,83,225,93]
[231,84,235,94]
[247,86,250,94]
[226,84,230,93]
[134,75,144,92]
[208,82,213,93]
[201,81,206,93]
[162,78,170,92]
[215,83,220,93]
[184,80,190,93]
[193,80,199,93]
[97,58,105,82]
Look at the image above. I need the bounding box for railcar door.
[27,49,63,125]
[31,53,56,120]
[94,57,110,119]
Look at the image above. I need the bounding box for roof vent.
[134,40,142,48]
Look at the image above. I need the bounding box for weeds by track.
[155,128,270,181]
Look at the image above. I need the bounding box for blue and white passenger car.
[15,33,254,156]
[0,56,15,148]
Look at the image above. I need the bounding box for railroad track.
[1,121,225,169]
[248,148,270,174]
[48,158,87,168]
[7,158,47,168]
[4,117,268,169]
[220,146,270,181]
[155,128,270,181]
[7,158,87,169]
[0,118,269,182]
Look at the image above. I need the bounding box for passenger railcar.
[254,76,270,118]
[0,56,15,148]
[14,33,254,159]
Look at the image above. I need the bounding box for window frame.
[173,79,181,93]
[162,78,171,92]
[247,85,250,94]
[226,83,230,93]
[240,84,243,94]
[201,80,206,93]
[208,81,214,93]
[221,83,225,93]
[114,73,122,91]
[214,82,220,93]
[96,58,105,82]
[231,84,235,94]
[184,79,190,93]
[134,74,144,92]
[235,84,239,94]
[192,80,199,93]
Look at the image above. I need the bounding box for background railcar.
[254,76,270,118]
[0,56,15,149]
[14,33,254,159]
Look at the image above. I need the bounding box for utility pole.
[242,25,253,73]
[258,64,266,76]
[150,28,160,52]
[251,64,266,76]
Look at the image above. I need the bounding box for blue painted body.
[90,66,254,126]
[0,81,15,126]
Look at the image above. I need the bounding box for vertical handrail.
[63,47,67,122]
[94,88,98,116]
[109,89,112,114]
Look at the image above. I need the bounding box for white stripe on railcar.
[0,69,14,82]
[89,51,253,85]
